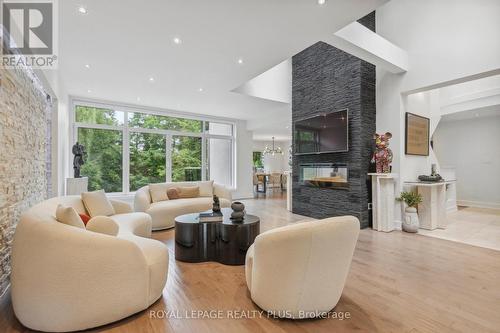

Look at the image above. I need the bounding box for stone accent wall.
[291,13,376,228]
[0,65,51,296]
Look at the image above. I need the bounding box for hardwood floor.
[2,194,500,333]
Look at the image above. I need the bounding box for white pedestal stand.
[66,177,88,195]
[404,182,448,230]
[368,173,398,232]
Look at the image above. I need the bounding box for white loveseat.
[134,181,232,230]
[11,196,168,332]
[245,216,359,319]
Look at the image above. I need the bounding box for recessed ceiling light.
[137,97,141,102]
[285,126,290,129]
[77,6,88,14]
[198,88,204,92]
[237,58,244,64]
[149,77,155,82]
[317,0,326,5]
[84,64,90,69]
[173,37,182,44]
[87,89,92,93]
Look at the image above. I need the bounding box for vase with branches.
[397,191,423,233]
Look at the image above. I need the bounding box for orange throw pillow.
[167,188,180,200]
[79,213,91,226]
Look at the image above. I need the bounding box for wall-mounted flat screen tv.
[294,109,348,155]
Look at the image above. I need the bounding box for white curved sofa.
[134,181,232,230]
[245,216,359,319]
[11,196,169,332]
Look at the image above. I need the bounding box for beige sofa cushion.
[81,190,115,217]
[149,183,169,203]
[86,216,119,236]
[198,180,214,197]
[146,197,231,229]
[55,204,85,229]
[178,186,200,198]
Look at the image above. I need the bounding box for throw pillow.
[198,180,214,197]
[149,183,169,203]
[55,204,86,229]
[81,190,115,217]
[79,213,91,226]
[86,216,119,236]
[178,186,200,198]
[167,187,180,200]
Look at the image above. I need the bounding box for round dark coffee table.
[175,208,260,265]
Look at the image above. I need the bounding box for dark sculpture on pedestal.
[212,195,221,212]
[72,142,87,178]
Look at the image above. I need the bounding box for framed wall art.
[405,112,430,156]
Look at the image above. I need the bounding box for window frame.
[70,97,236,194]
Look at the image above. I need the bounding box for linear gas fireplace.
[299,163,349,189]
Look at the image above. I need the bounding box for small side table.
[368,173,398,232]
[404,181,449,230]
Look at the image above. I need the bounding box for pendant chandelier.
[263,137,283,155]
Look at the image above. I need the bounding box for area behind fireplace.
[299,163,349,189]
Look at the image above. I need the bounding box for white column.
[417,183,447,230]
[369,173,398,232]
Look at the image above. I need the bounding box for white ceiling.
[440,106,500,123]
[58,0,386,140]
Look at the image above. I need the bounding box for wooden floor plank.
[1,193,499,333]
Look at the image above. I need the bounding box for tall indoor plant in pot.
[397,191,423,233]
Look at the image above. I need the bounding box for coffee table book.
[198,211,223,222]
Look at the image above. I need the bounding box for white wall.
[233,59,292,104]
[433,115,500,209]
[376,0,500,221]
[233,120,254,199]
[402,89,441,182]
[377,0,500,94]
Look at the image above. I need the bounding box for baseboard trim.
[457,200,500,210]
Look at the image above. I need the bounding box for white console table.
[404,181,453,230]
[368,173,398,232]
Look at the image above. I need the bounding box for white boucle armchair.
[11,196,168,332]
[245,216,360,319]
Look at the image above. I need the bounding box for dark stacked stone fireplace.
[291,12,376,228]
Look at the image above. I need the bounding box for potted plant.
[397,191,423,233]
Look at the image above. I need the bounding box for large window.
[128,112,202,132]
[172,136,202,182]
[73,102,235,194]
[78,127,123,192]
[129,132,166,191]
